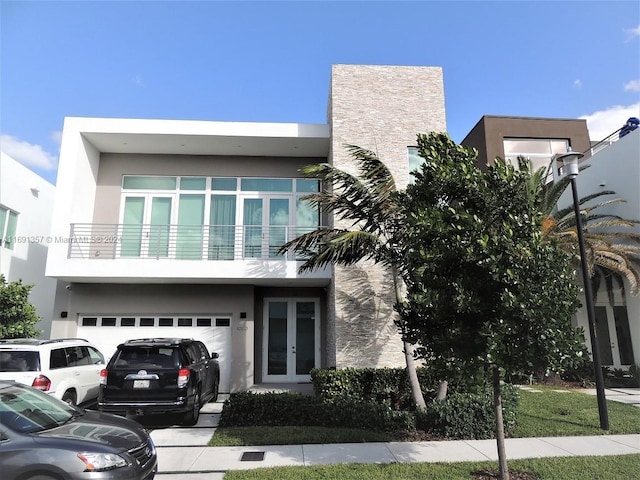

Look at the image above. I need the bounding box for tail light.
[99,369,108,385]
[32,374,51,391]
[177,368,190,388]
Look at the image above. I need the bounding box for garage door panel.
[77,316,231,393]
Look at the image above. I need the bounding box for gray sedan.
[0,381,157,480]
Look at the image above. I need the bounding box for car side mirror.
[211,352,219,359]
[0,429,9,441]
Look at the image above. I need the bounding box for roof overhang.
[67,117,330,157]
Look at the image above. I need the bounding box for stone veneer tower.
[327,64,447,368]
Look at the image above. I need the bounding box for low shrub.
[311,367,490,409]
[219,392,415,431]
[220,384,518,440]
[415,384,519,439]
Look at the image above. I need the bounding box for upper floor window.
[118,176,320,260]
[408,146,424,184]
[503,138,569,174]
[0,206,19,250]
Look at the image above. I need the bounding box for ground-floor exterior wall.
[574,283,639,371]
[49,282,328,392]
[333,261,405,368]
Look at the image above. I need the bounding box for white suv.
[0,338,105,405]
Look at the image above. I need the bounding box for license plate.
[133,380,150,389]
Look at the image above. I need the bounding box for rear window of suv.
[0,351,40,372]
[112,347,178,369]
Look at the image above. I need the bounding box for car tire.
[62,390,77,406]
[182,390,200,426]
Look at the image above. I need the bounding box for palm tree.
[528,161,640,303]
[278,144,427,411]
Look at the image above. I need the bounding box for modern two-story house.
[45,64,447,392]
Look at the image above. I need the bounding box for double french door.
[263,299,320,382]
[594,305,635,367]
[120,194,206,259]
[121,195,173,258]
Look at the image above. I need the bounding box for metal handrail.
[67,223,321,260]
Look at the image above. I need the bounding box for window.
[119,175,321,260]
[503,138,569,174]
[408,147,424,184]
[101,318,117,327]
[0,206,18,250]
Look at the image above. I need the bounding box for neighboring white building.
[556,128,640,370]
[0,152,58,337]
[45,64,447,392]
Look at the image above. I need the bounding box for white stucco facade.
[557,129,640,368]
[0,152,58,336]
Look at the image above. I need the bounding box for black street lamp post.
[556,150,609,430]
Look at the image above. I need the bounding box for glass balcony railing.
[66,223,322,260]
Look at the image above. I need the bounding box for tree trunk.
[493,366,509,480]
[435,380,448,401]
[404,341,427,411]
[392,267,428,411]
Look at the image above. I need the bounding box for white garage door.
[77,315,232,393]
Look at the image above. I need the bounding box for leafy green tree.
[529,162,640,303]
[0,275,41,339]
[278,145,427,410]
[397,133,586,480]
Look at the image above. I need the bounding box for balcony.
[68,223,320,261]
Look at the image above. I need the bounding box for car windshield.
[0,351,40,372]
[0,383,77,433]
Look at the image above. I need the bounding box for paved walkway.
[153,389,640,479]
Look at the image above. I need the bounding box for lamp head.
[554,151,584,179]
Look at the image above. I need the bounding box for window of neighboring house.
[503,138,570,175]
[408,146,425,184]
[0,206,18,250]
[119,175,320,260]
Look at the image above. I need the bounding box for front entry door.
[263,299,319,382]
[594,305,636,367]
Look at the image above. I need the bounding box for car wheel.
[210,379,219,403]
[182,390,200,426]
[62,390,77,406]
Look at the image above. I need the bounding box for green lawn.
[512,385,640,437]
[209,426,397,446]
[222,454,640,480]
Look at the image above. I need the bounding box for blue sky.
[1,0,639,185]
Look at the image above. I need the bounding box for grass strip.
[512,386,640,437]
[209,426,397,446]
[222,454,640,480]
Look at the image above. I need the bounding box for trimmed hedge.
[219,392,415,431]
[311,367,439,408]
[219,384,519,440]
[416,384,519,439]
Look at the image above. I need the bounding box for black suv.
[98,338,219,425]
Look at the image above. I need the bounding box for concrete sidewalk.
[155,434,640,478]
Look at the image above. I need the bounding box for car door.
[186,343,209,398]
[64,346,99,403]
[78,346,105,401]
[196,342,213,398]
